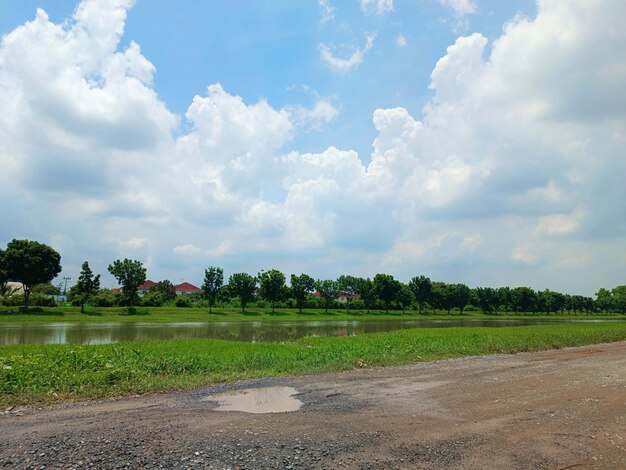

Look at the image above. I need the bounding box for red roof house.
[174,282,202,295]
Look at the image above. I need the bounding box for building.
[174,282,202,295]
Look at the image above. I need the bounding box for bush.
[175,296,191,308]
[349,298,365,310]
[91,289,120,308]
[29,294,57,307]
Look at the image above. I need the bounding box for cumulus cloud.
[360,0,394,15]
[396,35,407,47]
[319,33,376,72]
[1,0,625,295]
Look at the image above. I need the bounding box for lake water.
[0,318,622,345]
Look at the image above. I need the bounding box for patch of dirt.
[2,341,625,469]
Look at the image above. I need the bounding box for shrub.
[175,296,191,308]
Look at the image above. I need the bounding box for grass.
[0,305,623,323]
[1,322,625,407]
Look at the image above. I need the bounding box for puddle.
[203,386,302,413]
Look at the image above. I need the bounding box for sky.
[0,0,624,295]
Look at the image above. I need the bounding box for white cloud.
[319,0,335,23]
[396,35,407,47]
[319,33,376,72]
[1,0,625,295]
[287,99,340,130]
[439,0,477,31]
[360,0,394,14]
[173,244,203,255]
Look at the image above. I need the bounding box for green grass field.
[1,322,625,407]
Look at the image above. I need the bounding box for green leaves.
[107,259,146,312]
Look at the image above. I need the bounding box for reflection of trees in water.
[3,318,624,345]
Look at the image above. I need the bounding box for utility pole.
[62,277,71,296]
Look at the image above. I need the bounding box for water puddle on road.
[203,386,302,414]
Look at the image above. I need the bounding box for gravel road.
[2,341,625,469]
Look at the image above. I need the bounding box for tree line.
[1,239,625,314]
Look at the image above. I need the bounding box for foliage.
[354,277,376,312]
[408,275,432,313]
[4,239,62,310]
[142,280,177,307]
[228,273,257,312]
[202,267,224,313]
[396,284,415,313]
[316,279,337,313]
[32,282,61,296]
[107,259,146,313]
[373,273,401,313]
[74,262,101,313]
[336,275,358,311]
[290,273,316,313]
[258,269,286,313]
[475,287,499,314]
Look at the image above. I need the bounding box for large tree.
[316,279,337,313]
[228,272,257,312]
[373,273,401,313]
[107,258,146,313]
[290,273,315,313]
[258,269,286,313]
[408,275,432,314]
[396,284,415,314]
[75,261,100,313]
[202,267,224,313]
[4,239,62,310]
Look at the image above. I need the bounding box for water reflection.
[203,386,302,413]
[0,318,622,345]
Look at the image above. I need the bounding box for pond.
[0,318,623,345]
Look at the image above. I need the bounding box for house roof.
[137,280,156,290]
[174,282,201,293]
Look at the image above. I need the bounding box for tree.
[511,287,536,314]
[595,288,613,313]
[396,284,415,314]
[373,273,401,313]
[228,273,257,312]
[143,280,177,306]
[107,259,146,313]
[336,275,358,312]
[611,286,626,314]
[354,277,376,313]
[0,248,6,287]
[75,261,100,313]
[316,279,337,313]
[4,239,62,310]
[154,280,177,302]
[202,267,224,313]
[408,275,432,314]
[431,282,455,314]
[258,269,286,313]
[475,287,499,314]
[290,273,315,313]
[451,283,471,315]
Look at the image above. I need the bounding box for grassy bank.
[1,305,623,323]
[1,322,625,407]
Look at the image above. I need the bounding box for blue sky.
[0,0,624,295]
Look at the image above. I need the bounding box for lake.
[1,318,623,345]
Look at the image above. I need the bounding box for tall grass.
[1,322,625,406]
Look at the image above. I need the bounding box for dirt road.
[2,342,625,469]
